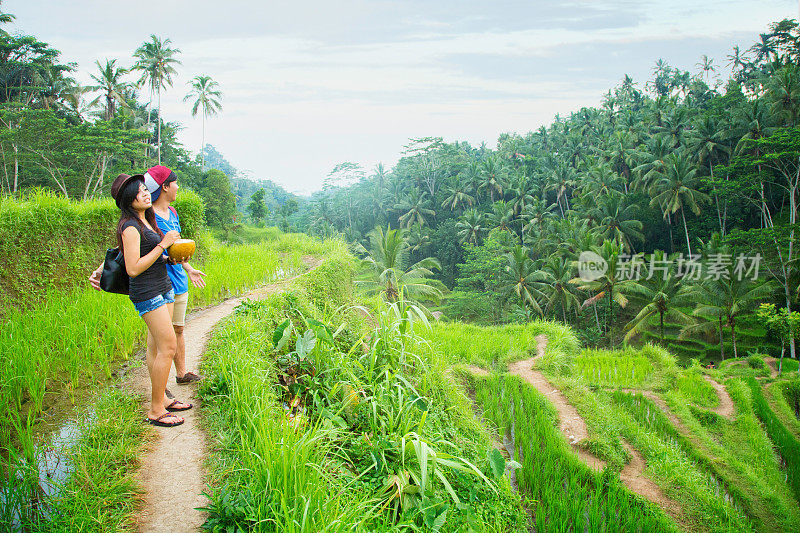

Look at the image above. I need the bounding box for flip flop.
[165,399,193,412]
[146,412,184,427]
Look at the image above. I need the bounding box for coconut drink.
[168,239,196,262]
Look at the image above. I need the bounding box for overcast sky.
[7,1,798,195]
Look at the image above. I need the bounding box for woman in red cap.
[110,173,192,427]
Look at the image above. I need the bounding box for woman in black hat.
[111,173,192,427]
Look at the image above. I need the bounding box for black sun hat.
[110,173,145,207]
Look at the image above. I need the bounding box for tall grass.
[745,377,800,503]
[422,319,579,369]
[1,232,340,449]
[1,388,147,531]
[198,255,526,531]
[466,372,679,532]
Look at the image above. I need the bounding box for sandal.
[166,399,193,412]
[146,412,184,427]
[176,371,203,384]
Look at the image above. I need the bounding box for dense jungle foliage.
[292,19,800,360]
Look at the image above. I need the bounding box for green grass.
[198,253,526,531]
[2,388,147,532]
[548,377,754,532]
[745,377,800,504]
[421,319,579,370]
[464,372,679,532]
[674,371,719,408]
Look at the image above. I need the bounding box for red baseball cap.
[144,165,177,200]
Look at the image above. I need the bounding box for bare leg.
[173,325,187,377]
[142,304,183,423]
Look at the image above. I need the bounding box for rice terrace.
[5,1,800,532]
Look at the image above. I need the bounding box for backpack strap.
[169,205,178,219]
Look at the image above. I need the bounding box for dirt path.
[507,336,681,517]
[132,258,319,533]
[765,357,780,378]
[703,376,735,419]
[507,335,605,471]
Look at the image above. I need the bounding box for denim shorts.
[133,289,175,316]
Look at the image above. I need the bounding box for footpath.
[130,258,319,532]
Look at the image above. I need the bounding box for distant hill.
[201,144,301,217]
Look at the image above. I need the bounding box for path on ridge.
[131,258,320,533]
[503,335,682,519]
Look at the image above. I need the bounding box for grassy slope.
[423,320,800,532]
[198,251,526,532]
[1,230,340,529]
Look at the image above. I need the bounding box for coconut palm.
[86,59,130,120]
[132,35,181,163]
[440,184,474,212]
[623,251,690,344]
[478,156,507,202]
[766,65,800,127]
[547,163,576,215]
[485,200,516,235]
[183,75,222,170]
[396,189,435,228]
[570,239,632,345]
[588,194,644,252]
[538,255,581,322]
[356,225,443,303]
[648,153,711,256]
[680,271,775,359]
[499,245,545,314]
[456,208,486,245]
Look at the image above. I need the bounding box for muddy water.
[1,411,93,530]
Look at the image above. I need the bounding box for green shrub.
[172,189,205,239]
[0,191,117,310]
[747,354,766,370]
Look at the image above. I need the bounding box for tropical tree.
[681,271,774,359]
[184,75,222,170]
[538,255,581,322]
[623,251,690,344]
[648,153,711,256]
[456,208,486,245]
[356,225,443,303]
[588,194,644,252]
[132,35,181,163]
[86,59,129,121]
[396,189,435,228]
[499,245,545,314]
[571,239,632,345]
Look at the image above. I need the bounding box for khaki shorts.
[172,291,189,326]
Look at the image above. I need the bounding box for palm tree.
[695,55,716,82]
[396,189,435,228]
[86,59,130,120]
[485,200,517,236]
[726,45,749,75]
[687,115,731,235]
[356,225,443,303]
[547,163,576,215]
[440,184,474,212]
[570,239,632,346]
[478,156,507,202]
[456,208,486,245]
[766,65,800,127]
[681,272,775,359]
[623,251,690,344]
[588,194,644,252]
[132,35,181,163]
[538,255,581,322]
[648,153,711,256]
[499,245,545,314]
[184,75,222,169]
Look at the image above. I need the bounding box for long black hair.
[115,177,164,249]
